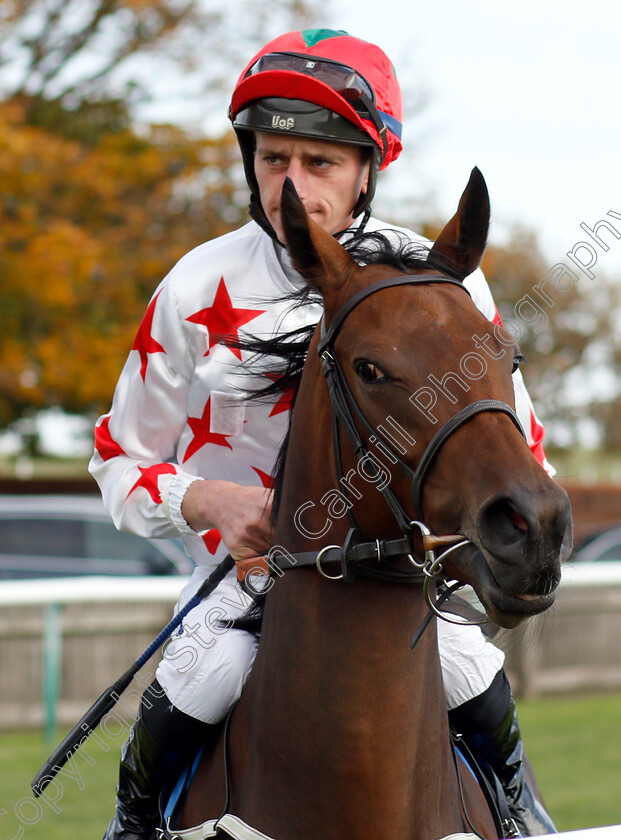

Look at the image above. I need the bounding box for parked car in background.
[570,524,621,564]
[0,495,193,579]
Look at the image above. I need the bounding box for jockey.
[91,29,555,839]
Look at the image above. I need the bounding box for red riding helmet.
[229,29,403,233]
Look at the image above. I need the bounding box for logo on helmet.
[272,115,296,131]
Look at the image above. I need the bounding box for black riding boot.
[449,669,556,837]
[102,680,211,840]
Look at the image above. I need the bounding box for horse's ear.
[280,178,354,292]
[429,167,490,280]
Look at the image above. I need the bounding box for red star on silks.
[202,529,222,555]
[183,397,233,463]
[94,416,126,462]
[132,290,166,382]
[251,467,274,489]
[186,277,265,359]
[265,373,296,417]
[127,464,177,504]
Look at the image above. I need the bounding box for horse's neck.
[227,362,463,837]
[258,351,452,774]
[232,574,460,838]
[254,570,443,716]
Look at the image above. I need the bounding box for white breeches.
[436,618,505,710]
[156,571,505,724]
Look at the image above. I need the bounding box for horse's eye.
[354,359,389,384]
[512,352,525,374]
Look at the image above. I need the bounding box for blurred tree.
[481,228,621,450]
[0,0,320,128]
[418,221,621,449]
[0,0,321,426]
[0,99,242,424]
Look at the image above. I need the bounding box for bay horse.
[169,169,573,839]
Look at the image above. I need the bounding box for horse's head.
[279,168,572,629]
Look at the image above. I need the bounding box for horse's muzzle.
[450,483,573,627]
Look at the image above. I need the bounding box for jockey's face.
[253,132,370,242]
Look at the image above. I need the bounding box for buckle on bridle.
[320,348,335,374]
[502,818,521,838]
[314,528,367,584]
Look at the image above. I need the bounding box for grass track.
[0,723,126,839]
[1,692,620,837]
[517,691,621,832]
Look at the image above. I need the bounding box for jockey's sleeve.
[89,274,202,540]
[463,267,554,476]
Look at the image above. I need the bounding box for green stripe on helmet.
[300,28,349,47]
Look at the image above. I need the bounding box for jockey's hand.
[181,479,274,561]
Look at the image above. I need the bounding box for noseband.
[315,273,525,588]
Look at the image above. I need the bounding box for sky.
[330,0,621,266]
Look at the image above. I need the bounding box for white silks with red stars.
[89,217,550,593]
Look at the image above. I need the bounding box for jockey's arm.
[464,266,553,474]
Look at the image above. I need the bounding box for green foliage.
[518,691,621,831]
[19,93,133,143]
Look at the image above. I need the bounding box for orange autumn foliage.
[0,100,245,424]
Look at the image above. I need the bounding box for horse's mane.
[232,230,449,523]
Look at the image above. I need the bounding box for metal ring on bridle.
[422,537,490,626]
[423,576,490,626]
[407,520,443,577]
[409,520,431,538]
[407,523,489,626]
[315,545,343,580]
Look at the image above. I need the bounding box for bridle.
[221,274,527,840]
[235,272,526,624]
[313,272,525,611]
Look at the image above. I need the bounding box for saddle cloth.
[161,813,480,840]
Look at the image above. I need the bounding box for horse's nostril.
[506,505,528,532]
[474,490,566,598]
[481,496,532,545]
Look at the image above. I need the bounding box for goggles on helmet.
[245,52,376,114]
